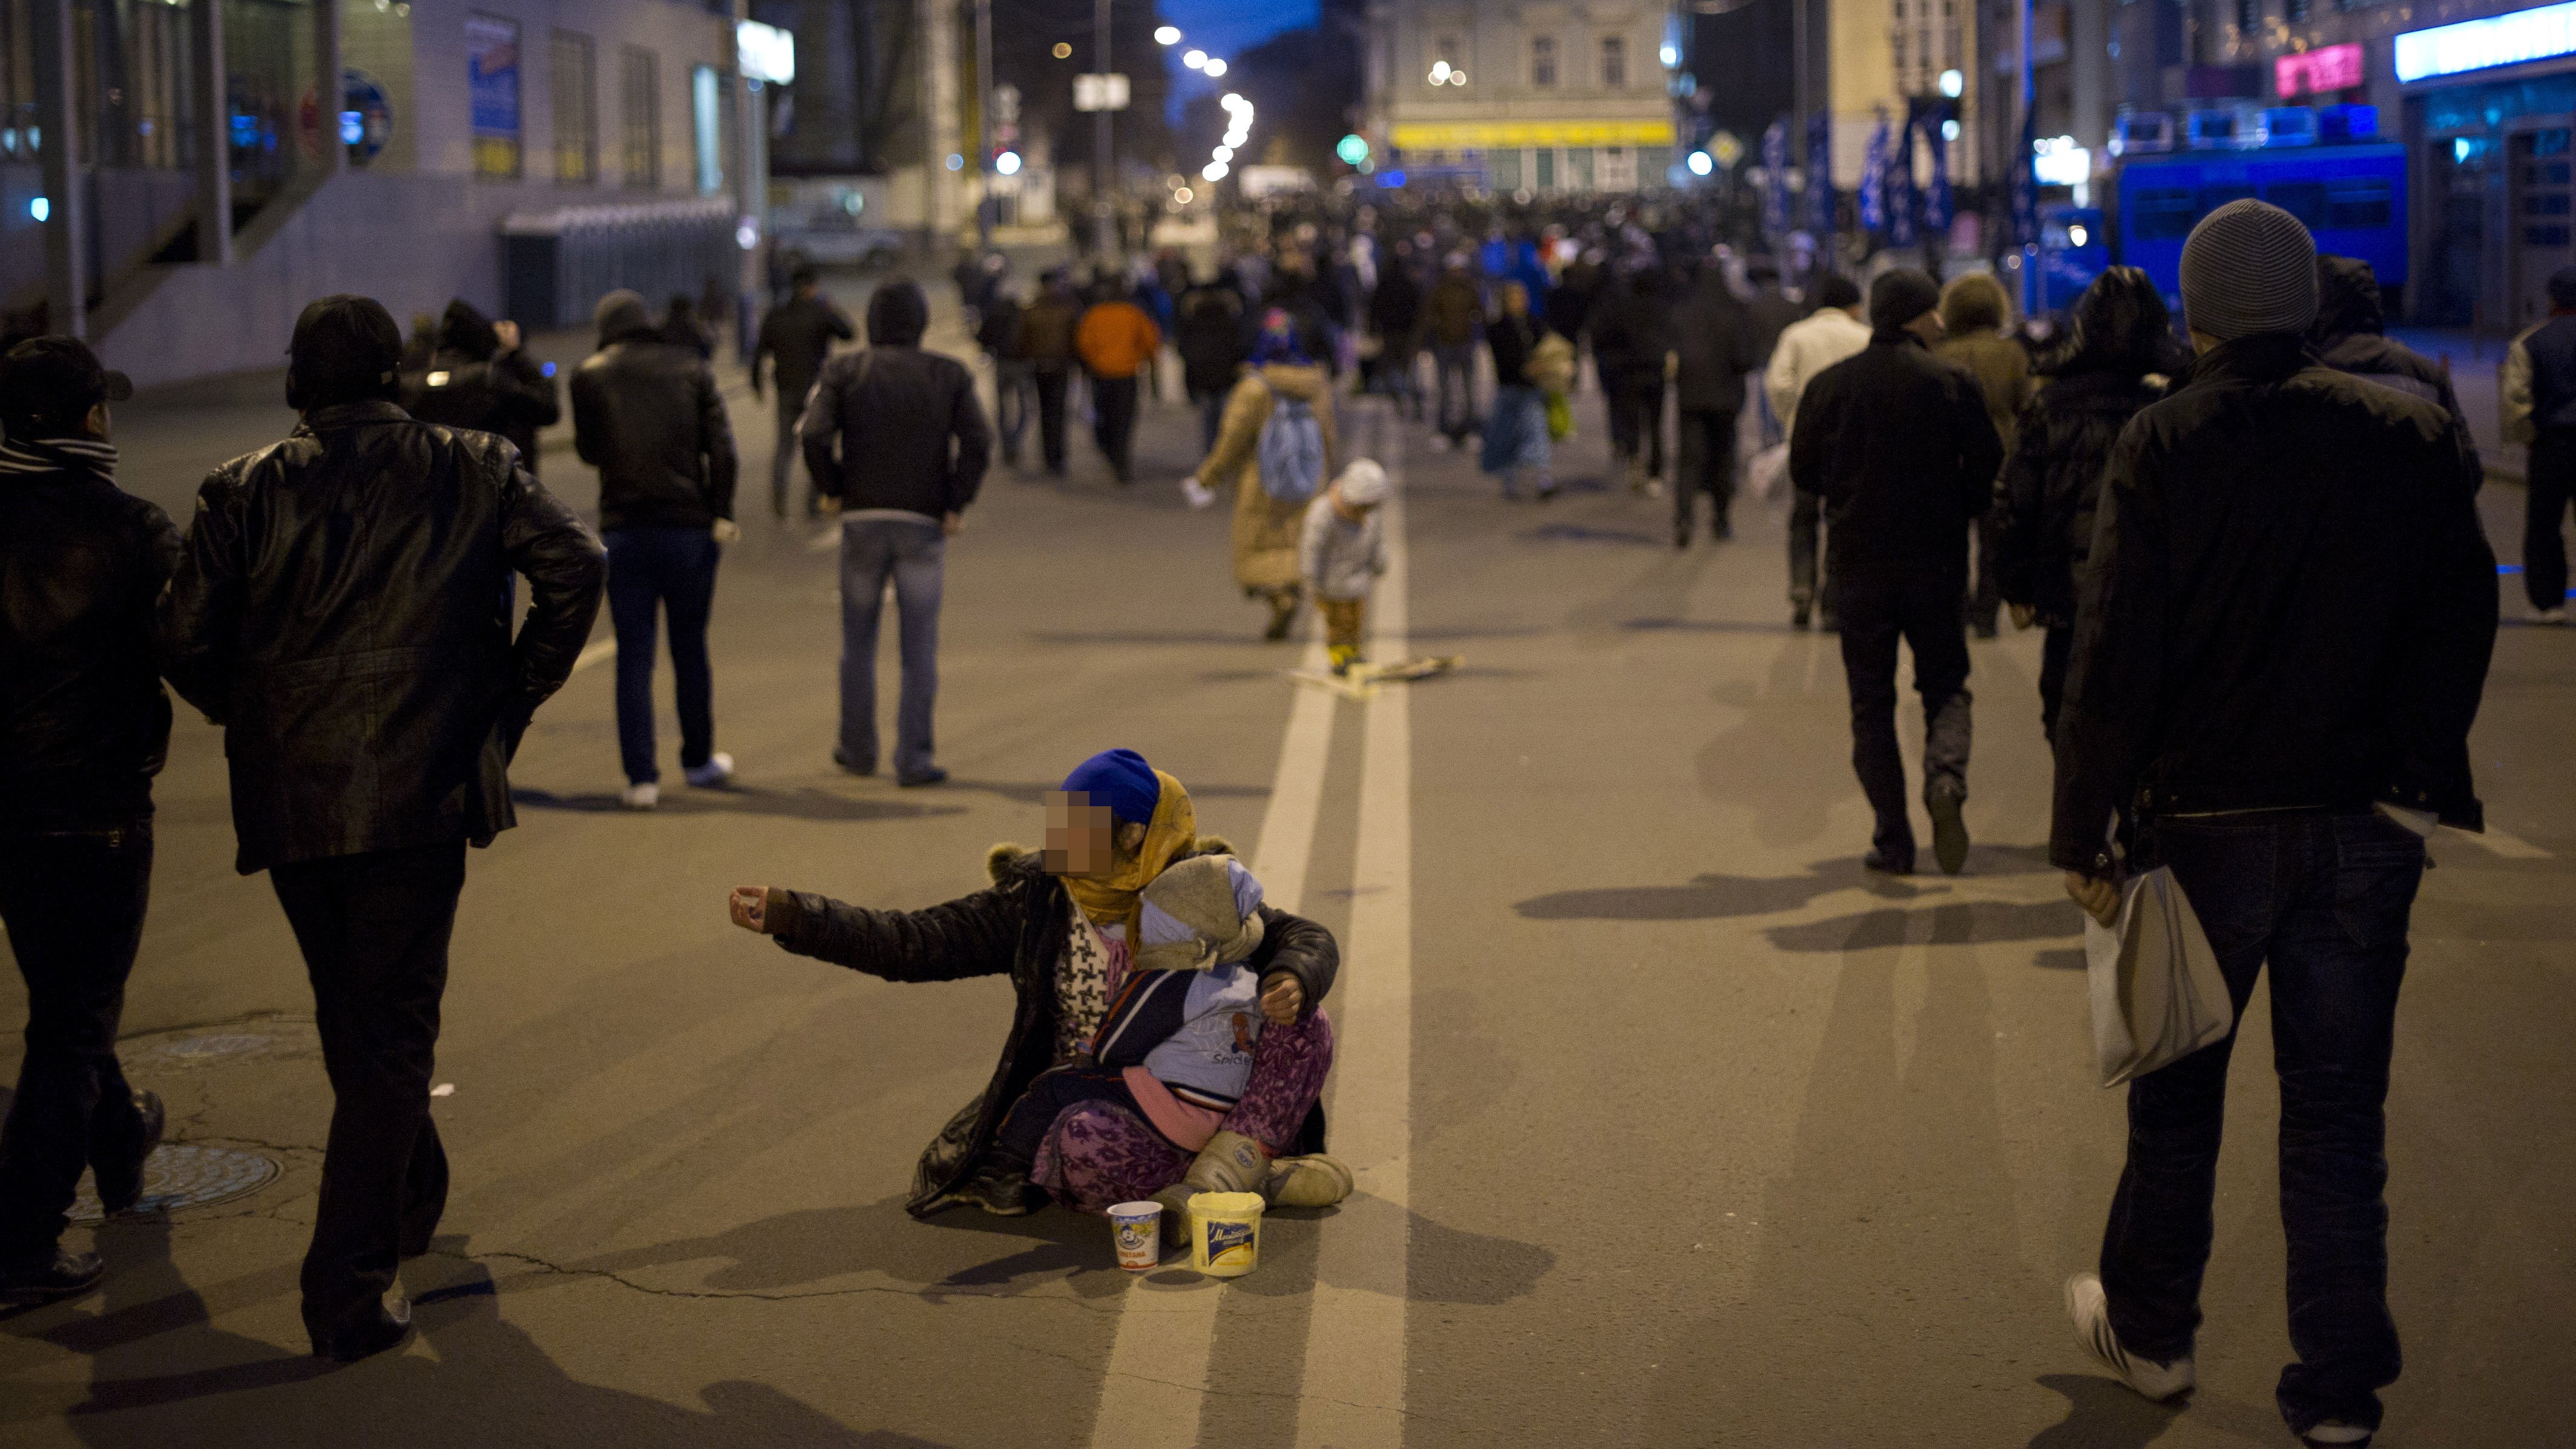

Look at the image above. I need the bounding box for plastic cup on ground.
[1109,1201,1163,1270]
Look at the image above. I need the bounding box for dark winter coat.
[156,402,606,873]
[1421,272,1483,349]
[764,840,1340,1217]
[1744,286,1804,364]
[2310,255,2471,441]
[1178,286,1249,396]
[1995,368,2164,625]
[2051,332,2497,875]
[1669,272,1765,415]
[1587,275,1672,397]
[1485,311,1543,389]
[569,334,739,530]
[798,345,992,519]
[0,447,182,830]
[1787,332,2005,577]
[1368,264,1422,347]
[398,313,562,478]
[756,293,858,407]
[1019,288,1083,371]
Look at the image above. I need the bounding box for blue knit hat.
[1060,748,1160,824]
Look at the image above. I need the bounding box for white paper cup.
[1109,1201,1163,1271]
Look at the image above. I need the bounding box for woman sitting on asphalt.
[724,748,1350,1221]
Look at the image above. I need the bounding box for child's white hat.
[1336,459,1389,507]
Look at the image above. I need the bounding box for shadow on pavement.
[19,1246,941,1448]
[1517,522,1666,547]
[1513,855,1929,921]
[2026,1373,2185,1448]
[559,1196,1119,1303]
[1763,899,2084,953]
[510,786,961,823]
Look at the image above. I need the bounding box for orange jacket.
[1076,301,1163,379]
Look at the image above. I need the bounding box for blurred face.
[1502,283,1529,316]
[1043,791,1143,876]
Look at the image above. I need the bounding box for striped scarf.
[0,435,117,484]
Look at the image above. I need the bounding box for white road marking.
[573,638,617,674]
[1083,628,1337,1449]
[1295,406,1413,1448]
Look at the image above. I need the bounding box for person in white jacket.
[1764,274,1871,629]
[1300,459,1390,675]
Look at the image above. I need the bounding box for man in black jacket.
[571,288,741,810]
[800,279,991,787]
[397,299,560,476]
[1669,263,1765,545]
[0,339,176,1307]
[2308,256,2471,437]
[157,295,605,1361]
[1789,268,2003,876]
[751,267,855,516]
[2052,202,2495,1449]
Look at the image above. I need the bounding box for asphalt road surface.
[2,290,2569,1448]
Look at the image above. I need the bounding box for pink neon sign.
[2276,43,2365,97]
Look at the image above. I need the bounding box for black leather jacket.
[1996,367,2164,625]
[0,447,183,830]
[156,402,607,874]
[2051,334,2497,874]
[569,335,738,531]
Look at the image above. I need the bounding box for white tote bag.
[1747,442,1791,502]
[2083,866,2234,1088]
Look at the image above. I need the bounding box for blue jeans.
[2101,809,2424,1438]
[839,516,944,779]
[1434,342,1479,439]
[603,527,721,786]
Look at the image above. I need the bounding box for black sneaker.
[832,748,875,777]
[1927,783,1971,876]
[312,1296,414,1362]
[1791,605,1812,630]
[896,767,949,789]
[0,1247,104,1307]
[92,1089,165,1215]
[1862,848,1915,876]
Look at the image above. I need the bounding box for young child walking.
[1300,459,1390,674]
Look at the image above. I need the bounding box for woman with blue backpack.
[1182,310,1341,641]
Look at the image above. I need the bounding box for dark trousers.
[988,1065,1152,1170]
[1836,562,1972,862]
[1608,383,1665,477]
[1968,505,2005,632]
[995,360,1036,465]
[838,516,945,780]
[270,841,465,1348]
[1034,367,1072,473]
[2526,432,2575,611]
[1189,388,1227,455]
[2038,620,2075,746]
[2102,810,2423,1436]
[1433,343,1478,440]
[769,393,807,515]
[0,823,153,1263]
[1091,373,1140,481]
[603,526,720,786]
[1675,407,1737,537]
[1788,487,1836,617]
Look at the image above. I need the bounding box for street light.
[1214,145,1233,162]
[1183,48,1206,68]
[996,150,1022,174]
[1203,58,1226,76]
[1204,160,1229,179]
[1686,150,1714,176]
[1938,67,1964,97]
[1154,24,1180,44]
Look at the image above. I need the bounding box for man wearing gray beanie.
[2051,199,2496,1449]
[1787,267,2004,876]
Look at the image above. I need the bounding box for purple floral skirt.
[1030,1007,1335,1214]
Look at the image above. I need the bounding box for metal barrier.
[499,197,735,331]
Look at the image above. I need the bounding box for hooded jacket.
[2051,332,2497,874]
[1994,367,2164,625]
[797,282,991,519]
[156,404,606,873]
[2310,256,2471,446]
[569,301,738,530]
[761,840,1338,1217]
[398,300,561,472]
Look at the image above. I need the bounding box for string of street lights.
[1148,25,1250,195]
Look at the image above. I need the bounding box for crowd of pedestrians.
[0,178,2534,1448]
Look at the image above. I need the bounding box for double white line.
[1083,403,1414,1448]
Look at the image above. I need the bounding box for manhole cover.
[128,1019,320,1070]
[68,1145,280,1223]
[142,1033,274,1063]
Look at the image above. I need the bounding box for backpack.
[1256,381,1327,503]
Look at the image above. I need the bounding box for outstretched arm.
[729,878,1025,984]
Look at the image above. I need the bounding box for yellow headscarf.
[1061,769,1197,942]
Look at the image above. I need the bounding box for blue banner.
[1807,110,1835,237]
[1887,110,1918,248]
[1924,105,1953,235]
[2009,94,2040,249]
[1859,112,1888,235]
[1762,119,1790,234]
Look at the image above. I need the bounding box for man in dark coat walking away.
[2308,255,2470,433]
[157,295,605,1361]
[1669,263,1765,545]
[800,279,992,788]
[1789,268,2003,876]
[1589,265,1673,494]
[0,338,177,1307]
[1019,270,1083,476]
[752,266,855,516]
[2051,200,2495,1449]
[2504,266,2576,625]
[1177,275,1249,453]
[397,300,559,476]
[571,288,741,810]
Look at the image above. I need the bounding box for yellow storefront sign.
[1390,118,1676,150]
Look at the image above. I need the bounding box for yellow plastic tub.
[1186,1191,1266,1276]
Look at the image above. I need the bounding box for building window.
[620,45,659,189]
[551,30,597,184]
[691,64,721,193]
[2284,0,2308,19]
[1568,146,1595,188]
[467,13,523,180]
[1600,35,1626,86]
[1892,32,1907,72]
[1534,147,1555,188]
[1491,147,1523,188]
[1531,35,1557,87]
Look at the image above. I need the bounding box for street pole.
[976,0,994,248]
[1094,0,1114,257]
[32,0,82,338]
[190,0,232,266]
[733,0,764,360]
[2018,0,2037,317]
